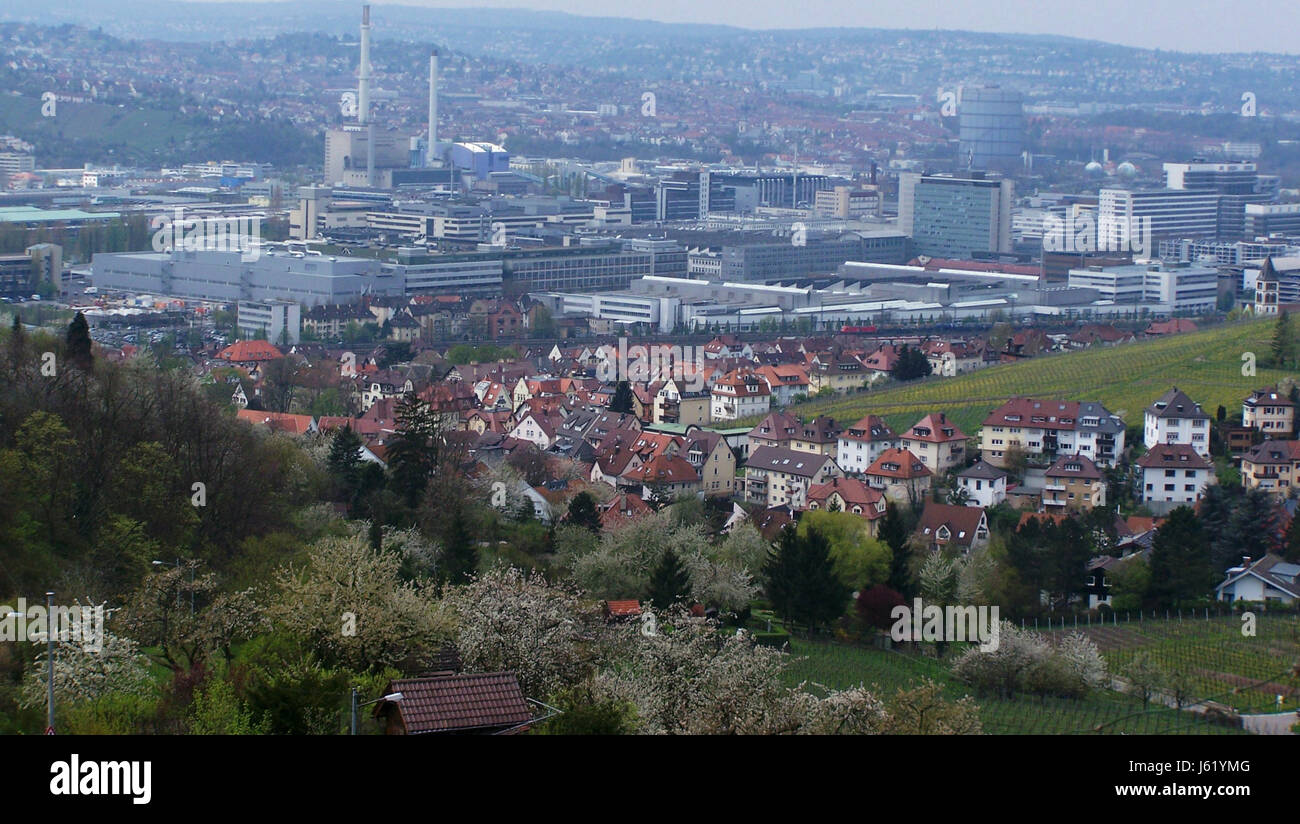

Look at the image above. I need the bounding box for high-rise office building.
[1097,188,1221,251]
[958,86,1024,172]
[898,172,1013,259]
[1163,161,1276,240]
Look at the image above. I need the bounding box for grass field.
[1037,613,1300,713]
[762,318,1292,435]
[783,636,1254,734]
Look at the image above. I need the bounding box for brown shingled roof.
[379,673,533,734]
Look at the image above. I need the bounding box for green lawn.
[757,318,1292,435]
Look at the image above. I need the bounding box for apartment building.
[899,412,968,473]
[745,445,841,508]
[980,398,1126,468]
[1042,454,1106,513]
[837,414,900,476]
[1136,444,1214,509]
[1242,387,1295,437]
[1143,387,1211,457]
[1240,440,1300,495]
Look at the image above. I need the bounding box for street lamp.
[351,689,403,735]
[152,559,195,616]
[6,591,55,733]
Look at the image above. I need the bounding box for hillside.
[774,318,1294,435]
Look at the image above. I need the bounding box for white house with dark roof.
[1215,554,1300,605]
[980,397,1126,468]
[1136,443,1214,510]
[956,459,1009,508]
[1143,387,1211,458]
[837,414,900,476]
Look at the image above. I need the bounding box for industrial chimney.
[427,48,439,167]
[359,5,375,185]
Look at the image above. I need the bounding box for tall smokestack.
[359,5,374,186]
[427,48,439,167]
[358,5,371,125]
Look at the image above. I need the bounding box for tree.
[1123,652,1165,707]
[270,529,452,672]
[565,491,603,533]
[1271,309,1295,368]
[856,584,905,632]
[438,503,479,585]
[879,503,913,597]
[1286,514,1300,564]
[797,510,890,591]
[261,356,300,414]
[609,380,635,414]
[385,393,439,508]
[443,567,597,699]
[763,524,851,633]
[648,549,691,609]
[66,311,93,371]
[326,425,363,500]
[1148,506,1215,608]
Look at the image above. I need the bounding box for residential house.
[1136,444,1214,511]
[684,430,737,498]
[1240,439,1300,495]
[509,411,561,450]
[980,398,1126,468]
[1042,454,1106,512]
[836,414,900,476]
[748,411,840,458]
[1215,554,1300,605]
[654,377,711,426]
[915,503,989,553]
[899,412,967,473]
[632,453,701,503]
[955,460,1009,508]
[921,340,984,376]
[1242,387,1295,438]
[864,447,933,504]
[711,370,771,421]
[745,445,841,509]
[805,477,886,534]
[808,351,869,394]
[1143,387,1211,458]
[754,363,811,406]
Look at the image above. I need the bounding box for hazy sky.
[389,0,1298,54]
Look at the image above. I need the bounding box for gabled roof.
[840,414,898,444]
[1136,443,1212,470]
[1244,386,1295,409]
[866,447,931,480]
[958,459,1008,481]
[379,673,533,734]
[236,409,315,434]
[917,503,987,548]
[806,477,885,516]
[1044,453,1102,480]
[747,445,836,479]
[1216,553,1300,600]
[1241,439,1300,465]
[1146,387,1209,421]
[217,340,283,363]
[902,412,966,443]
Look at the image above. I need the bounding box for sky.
[387,0,1299,54]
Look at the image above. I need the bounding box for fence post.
[1035,617,1038,630]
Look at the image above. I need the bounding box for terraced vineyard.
[763,318,1293,435]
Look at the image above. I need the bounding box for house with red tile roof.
[805,477,886,532]
[899,412,967,473]
[236,409,317,435]
[864,447,932,504]
[599,492,654,530]
[837,414,901,475]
